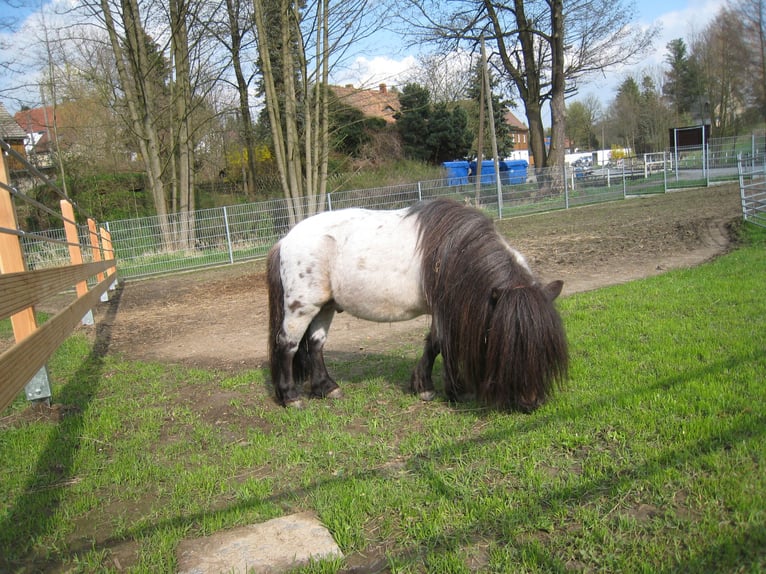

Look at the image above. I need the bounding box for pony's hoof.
[327,388,343,400]
[285,399,304,409]
[418,390,436,402]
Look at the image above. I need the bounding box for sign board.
[668,125,711,149]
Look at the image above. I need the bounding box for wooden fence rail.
[0,140,117,412]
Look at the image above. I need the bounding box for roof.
[504,110,528,132]
[331,84,401,123]
[13,106,56,134]
[0,103,27,141]
[14,106,55,150]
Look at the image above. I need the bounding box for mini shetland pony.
[267,198,568,411]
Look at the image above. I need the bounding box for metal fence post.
[622,162,627,198]
[222,206,234,264]
[327,193,333,211]
[663,151,668,193]
[564,164,570,209]
[417,182,423,203]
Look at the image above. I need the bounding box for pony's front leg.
[307,305,342,400]
[410,332,440,401]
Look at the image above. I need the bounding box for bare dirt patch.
[90,185,742,373]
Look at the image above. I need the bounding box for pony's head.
[482,279,568,412]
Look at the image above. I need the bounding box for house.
[0,102,28,173]
[503,109,531,164]
[14,106,56,168]
[330,83,401,123]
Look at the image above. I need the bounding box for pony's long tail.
[267,244,311,387]
[481,286,568,412]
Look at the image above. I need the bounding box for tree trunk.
[224,0,259,197]
[171,0,195,249]
[547,0,566,169]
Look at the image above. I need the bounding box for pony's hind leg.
[410,332,440,401]
[274,303,325,408]
[306,304,342,400]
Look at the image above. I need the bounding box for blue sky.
[1,0,726,115]
[332,0,727,108]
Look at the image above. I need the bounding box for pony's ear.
[542,280,564,301]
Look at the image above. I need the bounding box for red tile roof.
[331,84,401,123]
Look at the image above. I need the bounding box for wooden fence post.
[60,199,94,325]
[0,145,52,403]
[88,218,111,302]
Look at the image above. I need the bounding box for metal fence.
[738,153,766,228]
[21,133,766,280]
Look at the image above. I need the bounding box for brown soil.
[84,184,741,373]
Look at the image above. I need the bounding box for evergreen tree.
[663,38,703,120]
[427,103,472,163]
[396,83,472,163]
[396,83,432,162]
[465,64,514,158]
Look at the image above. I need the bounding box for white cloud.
[330,55,419,90]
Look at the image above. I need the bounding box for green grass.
[1,225,765,572]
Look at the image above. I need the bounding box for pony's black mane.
[408,198,568,410]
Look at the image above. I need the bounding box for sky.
[330,0,728,112]
[0,0,728,118]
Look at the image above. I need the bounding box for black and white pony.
[267,198,568,411]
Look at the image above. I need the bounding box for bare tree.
[202,0,261,195]
[566,95,600,150]
[74,0,223,247]
[690,9,750,135]
[396,0,656,169]
[734,0,766,122]
[252,0,389,224]
[83,0,171,241]
[406,51,475,104]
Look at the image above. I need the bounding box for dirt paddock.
[87,185,742,374]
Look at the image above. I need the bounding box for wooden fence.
[0,139,117,412]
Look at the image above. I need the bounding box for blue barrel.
[469,160,497,184]
[499,159,528,184]
[443,161,470,185]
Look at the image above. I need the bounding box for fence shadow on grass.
[0,286,125,572]
[55,349,766,570]
[3,338,763,572]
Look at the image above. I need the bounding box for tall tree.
[206,0,260,195]
[566,97,599,150]
[396,83,472,163]
[428,103,472,163]
[663,38,703,121]
[638,75,672,153]
[612,77,641,152]
[465,61,514,158]
[396,83,432,162]
[92,0,171,234]
[733,0,766,123]
[253,0,388,223]
[691,9,750,135]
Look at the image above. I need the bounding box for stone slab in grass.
[177,511,343,573]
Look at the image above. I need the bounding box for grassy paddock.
[1,226,765,573]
